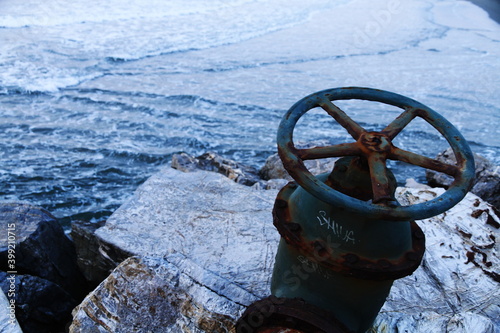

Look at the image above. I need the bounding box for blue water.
[1,0,499,227]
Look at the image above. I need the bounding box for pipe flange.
[236,296,353,333]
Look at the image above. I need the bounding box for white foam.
[1,0,498,94]
[0,0,343,91]
[0,59,101,92]
[0,0,255,28]
[431,0,500,30]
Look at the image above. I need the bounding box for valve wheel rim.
[277,87,475,221]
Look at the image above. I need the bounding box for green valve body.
[271,157,424,333]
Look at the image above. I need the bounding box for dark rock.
[71,220,123,289]
[172,151,262,186]
[426,148,500,209]
[0,203,87,299]
[471,166,500,210]
[0,271,77,333]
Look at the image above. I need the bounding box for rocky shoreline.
[1,151,499,332]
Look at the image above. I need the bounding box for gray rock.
[70,255,245,333]
[172,151,262,186]
[258,178,289,190]
[259,152,337,181]
[426,148,500,209]
[170,152,200,172]
[70,168,278,332]
[258,153,290,180]
[95,168,279,299]
[0,271,77,333]
[70,167,499,332]
[0,288,22,333]
[0,202,87,299]
[372,186,499,332]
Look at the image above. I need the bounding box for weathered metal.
[277,87,475,221]
[237,296,352,333]
[269,166,419,332]
[237,87,475,333]
[272,176,425,281]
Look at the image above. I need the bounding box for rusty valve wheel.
[277,87,475,221]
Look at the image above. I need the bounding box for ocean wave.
[1,0,497,226]
[0,0,257,28]
[0,61,103,93]
[0,0,342,92]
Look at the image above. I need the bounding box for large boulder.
[0,203,87,299]
[69,167,499,332]
[70,168,278,332]
[372,183,499,332]
[0,271,77,333]
[93,168,278,299]
[172,151,262,186]
[71,255,246,333]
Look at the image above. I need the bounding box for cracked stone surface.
[70,168,499,332]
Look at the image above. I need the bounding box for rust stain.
[272,183,425,281]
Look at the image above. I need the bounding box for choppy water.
[1,0,499,227]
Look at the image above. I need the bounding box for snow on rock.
[372,183,499,332]
[94,167,279,300]
[70,167,499,332]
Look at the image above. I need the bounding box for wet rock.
[70,167,499,332]
[0,288,22,333]
[0,271,77,333]
[0,203,87,298]
[172,151,262,186]
[426,148,500,209]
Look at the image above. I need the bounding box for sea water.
[1,0,499,226]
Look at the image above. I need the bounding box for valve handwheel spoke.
[382,106,419,139]
[319,98,365,140]
[366,153,393,204]
[389,147,459,176]
[297,142,362,160]
[278,87,475,221]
